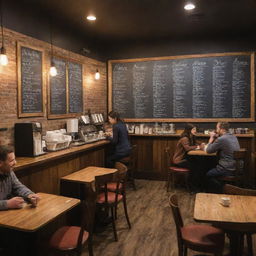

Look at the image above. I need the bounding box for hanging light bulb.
[50,60,57,76]
[0,46,8,66]
[95,69,100,80]
[49,17,57,76]
[0,1,8,66]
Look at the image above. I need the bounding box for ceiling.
[10,0,256,43]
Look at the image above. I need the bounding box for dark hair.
[181,123,196,145]
[218,122,230,131]
[108,111,123,122]
[0,146,14,161]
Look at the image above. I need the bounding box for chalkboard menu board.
[68,61,83,113]
[108,52,255,122]
[17,43,44,117]
[48,57,83,119]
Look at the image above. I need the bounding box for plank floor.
[80,179,256,256]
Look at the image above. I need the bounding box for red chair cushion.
[97,192,123,203]
[50,226,89,250]
[169,166,190,173]
[181,224,224,249]
[107,182,123,191]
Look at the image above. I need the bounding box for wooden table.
[188,150,216,156]
[61,166,118,185]
[0,193,80,232]
[194,193,256,255]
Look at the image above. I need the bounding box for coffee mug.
[220,197,231,207]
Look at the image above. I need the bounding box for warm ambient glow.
[95,69,100,80]
[87,15,96,21]
[50,65,57,76]
[184,2,195,10]
[0,47,8,66]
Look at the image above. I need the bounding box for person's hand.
[7,197,24,209]
[27,194,40,207]
[199,143,205,150]
[105,131,113,137]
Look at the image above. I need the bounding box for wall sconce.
[49,18,57,77]
[0,0,8,66]
[95,69,100,80]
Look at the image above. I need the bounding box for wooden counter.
[15,140,109,195]
[129,133,255,187]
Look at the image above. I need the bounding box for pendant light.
[184,1,195,10]
[95,69,100,80]
[0,0,8,66]
[49,18,57,76]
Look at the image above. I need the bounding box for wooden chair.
[169,194,224,256]
[223,184,256,256]
[49,192,96,256]
[119,144,137,190]
[165,147,190,192]
[218,148,247,186]
[95,172,131,241]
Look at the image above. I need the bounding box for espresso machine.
[14,122,44,157]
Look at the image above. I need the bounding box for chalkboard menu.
[48,57,83,119]
[108,52,255,122]
[68,61,83,113]
[17,44,44,117]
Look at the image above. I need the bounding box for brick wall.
[0,27,107,146]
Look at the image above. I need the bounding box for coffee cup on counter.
[220,197,231,207]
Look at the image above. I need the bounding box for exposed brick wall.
[0,28,107,146]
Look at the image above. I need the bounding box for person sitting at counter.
[200,122,240,193]
[0,145,40,210]
[105,111,131,168]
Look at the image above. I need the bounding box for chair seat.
[181,224,224,250]
[120,156,131,164]
[106,182,123,191]
[50,226,89,250]
[169,166,190,173]
[97,191,123,203]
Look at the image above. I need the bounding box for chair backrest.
[77,190,97,252]
[223,184,256,196]
[95,173,115,203]
[233,148,247,176]
[169,194,184,244]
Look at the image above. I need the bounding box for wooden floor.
[80,179,256,256]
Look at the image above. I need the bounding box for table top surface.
[0,193,80,232]
[194,193,256,224]
[60,166,118,184]
[188,150,216,156]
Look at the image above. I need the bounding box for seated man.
[0,145,40,256]
[200,122,240,193]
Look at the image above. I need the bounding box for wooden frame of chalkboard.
[47,55,84,119]
[108,52,255,122]
[17,43,45,117]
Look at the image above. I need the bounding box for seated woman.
[173,123,198,168]
[105,111,131,168]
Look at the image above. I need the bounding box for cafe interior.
[0,0,256,255]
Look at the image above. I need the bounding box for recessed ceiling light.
[184,3,195,10]
[87,15,96,21]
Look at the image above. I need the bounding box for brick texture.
[0,28,107,146]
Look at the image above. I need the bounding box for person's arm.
[180,137,197,152]
[108,125,119,145]
[0,200,8,210]
[10,172,34,198]
[205,137,222,153]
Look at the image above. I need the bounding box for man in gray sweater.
[200,122,240,193]
[0,145,40,210]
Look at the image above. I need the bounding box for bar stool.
[119,144,137,190]
[165,147,190,192]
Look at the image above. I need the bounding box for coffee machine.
[15,122,44,157]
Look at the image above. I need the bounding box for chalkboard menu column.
[17,43,45,117]
[48,57,84,119]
